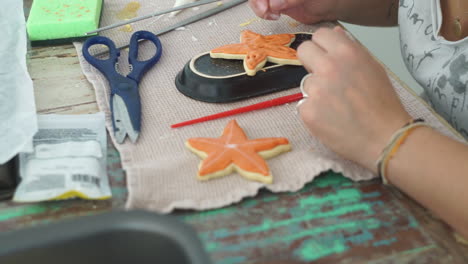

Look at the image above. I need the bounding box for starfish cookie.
[210,30,302,76]
[185,120,291,184]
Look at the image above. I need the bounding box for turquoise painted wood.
[0,143,466,263]
[180,174,440,263]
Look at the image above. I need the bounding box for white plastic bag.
[13,113,112,202]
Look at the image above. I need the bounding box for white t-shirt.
[399,0,468,138]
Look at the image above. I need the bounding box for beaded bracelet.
[375,118,428,185]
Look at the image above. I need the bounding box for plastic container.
[0,210,212,264]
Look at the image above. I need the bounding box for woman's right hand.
[248,0,338,24]
[297,27,411,171]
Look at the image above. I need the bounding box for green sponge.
[27,0,103,45]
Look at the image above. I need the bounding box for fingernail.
[333,26,343,32]
[270,0,286,9]
[256,1,268,14]
[266,13,280,20]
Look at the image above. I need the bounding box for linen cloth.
[75,1,463,212]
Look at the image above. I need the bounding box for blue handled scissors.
[82,31,162,144]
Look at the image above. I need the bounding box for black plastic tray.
[0,156,17,200]
[175,33,312,103]
[0,210,212,264]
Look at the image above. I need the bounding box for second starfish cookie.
[186,120,291,184]
[210,30,302,76]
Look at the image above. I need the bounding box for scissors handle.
[127,31,163,82]
[82,36,121,80]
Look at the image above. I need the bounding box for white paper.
[0,0,38,164]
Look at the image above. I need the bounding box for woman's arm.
[336,0,399,26]
[248,0,399,26]
[387,126,468,238]
[297,26,468,239]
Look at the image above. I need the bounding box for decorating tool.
[82,31,163,144]
[90,0,247,55]
[170,0,199,17]
[171,93,303,128]
[86,0,237,35]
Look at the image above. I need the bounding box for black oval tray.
[175,33,312,103]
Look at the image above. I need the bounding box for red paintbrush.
[171,92,303,128]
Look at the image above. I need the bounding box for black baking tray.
[0,155,18,200]
[0,210,212,264]
[175,33,312,103]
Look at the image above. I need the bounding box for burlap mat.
[75,0,463,212]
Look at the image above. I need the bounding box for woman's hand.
[297,26,411,171]
[296,27,468,243]
[248,0,338,24]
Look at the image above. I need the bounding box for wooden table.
[2,2,467,263]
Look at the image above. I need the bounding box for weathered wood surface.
[181,175,467,264]
[2,1,466,263]
[29,45,99,114]
[13,42,468,264]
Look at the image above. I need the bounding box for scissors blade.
[112,95,140,144]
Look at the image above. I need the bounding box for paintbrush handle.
[171,93,303,128]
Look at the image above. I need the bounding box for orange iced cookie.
[210,30,302,76]
[186,120,291,184]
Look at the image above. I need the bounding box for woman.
[249,0,468,238]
